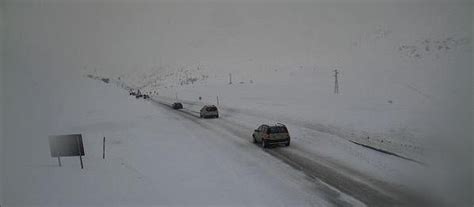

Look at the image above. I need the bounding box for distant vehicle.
[130,89,149,99]
[172,102,183,109]
[135,89,143,98]
[252,123,290,148]
[200,105,219,118]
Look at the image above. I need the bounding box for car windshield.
[268,126,288,133]
[206,106,217,111]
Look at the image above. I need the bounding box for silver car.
[252,123,290,148]
[200,105,219,118]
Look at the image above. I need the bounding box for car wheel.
[285,140,290,147]
[261,139,267,148]
[252,134,257,143]
[200,114,203,118]
[216,115,219,118]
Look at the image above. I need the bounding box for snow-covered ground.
[3,77,366,206]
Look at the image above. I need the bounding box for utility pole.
[229,73,232,84]
[103,137,106,159]
[334,69,339,94]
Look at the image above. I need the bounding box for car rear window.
[206,106,217,111]
[268,126,288,134]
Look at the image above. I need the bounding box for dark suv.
[252,124,290,148]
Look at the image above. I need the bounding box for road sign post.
[103,137,106,159]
